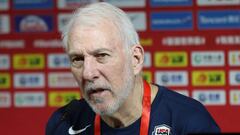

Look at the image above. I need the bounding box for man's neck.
[101,77,144,128]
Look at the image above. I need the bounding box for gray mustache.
[84,83,111,93]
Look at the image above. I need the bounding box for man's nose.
[82,58,99,81]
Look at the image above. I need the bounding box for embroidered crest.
[152,124,171,135]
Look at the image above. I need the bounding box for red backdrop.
[0,0,240,134]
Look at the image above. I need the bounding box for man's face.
[67,23,135,115]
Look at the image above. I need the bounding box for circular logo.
[161,75,169,83]
[235,73,240,83]
[199,93,206,102]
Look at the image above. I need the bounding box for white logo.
[48,72,78,88]
[14,92,46,107]
[0,40,25,49]
[127,12,146,31]
[155,71,188,86]
[68,125,91,135]
[144,52,151,68]
[103,0,145,8]
[152,124,171,135]
[197,0,240,6]
[192,90,226,105]
[0,15,10,34]
[14,72,45,88]
[191,51,225,67]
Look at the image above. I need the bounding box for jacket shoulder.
[45,99,95,135]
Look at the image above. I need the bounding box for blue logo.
[171,75,183,82]
[53,56,70,67]
[19,76,39,86]
[15,15,53,32]
[161,74,183,83]
[198,10,240,30]
[49,54,70,68]
[13,0,53,10]
[209,93,220,102]
[0,56,9,68]
[53,57,61,66]
[151,11,193,30]
[199,93,207,102]
[235,73,240,83]
[161,75,169,83]
[150,0,192,7]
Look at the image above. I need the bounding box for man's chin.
[90,103,117,116]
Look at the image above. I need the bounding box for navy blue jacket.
[46,85,220,135]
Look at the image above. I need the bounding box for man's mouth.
[87,88,109,98]
[89,88,105,94]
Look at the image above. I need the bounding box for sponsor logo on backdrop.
[0,73,10,89]
[14,73,45,88]
[193,90,226,105]
[0,54,10,70]
[230,90,240,105]
[0,15,10,34]
[229,51,240,66]
[15,15,53,32]
[0,0,9,10]
[143,71,152,83]
[0,40,25,49]
[48,53,70,69]
[127,12,146,31]
[191,51,225,67]
[229,70,240,86]
[14,92,45,107]
[151,11,193,30]
[0,92,11,108]
[216,35,240,45]
[140,38,153,46]
[175,90,189,97]
[192,70,225,86]
[198,10,240,30]
[34,39,63,48]
[103,0,145,7]
[48,72,78,88]
[197,0,240,6]
[58,13,71,32]
[58,0,99,9]
[162,36,205,46]
[154,51,188,67]
[13,0,53,9]
[49,91,80,107]
[13,54,45,69]
[144,52,151,68]
[155,71,188,86]
[150,0,192,7]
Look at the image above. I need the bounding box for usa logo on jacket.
[152,124,171,135]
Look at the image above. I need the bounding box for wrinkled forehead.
[68,17,124,48]
[67,20,126,53]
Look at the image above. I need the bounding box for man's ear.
[131,44,144,75]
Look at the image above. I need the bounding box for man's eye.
[71,56,84,67]
[95,53,110,63]
[72,57,83,62]
[96,53,109,58]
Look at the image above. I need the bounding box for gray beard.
[85,67,134,116]
[95,78,133,116]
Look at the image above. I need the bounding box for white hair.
[61,2,140,51]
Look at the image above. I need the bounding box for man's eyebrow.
[68,48,112,57]
[68,51,83,57]
[92,48,112,54]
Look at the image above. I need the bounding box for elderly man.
[46,2,220,135]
